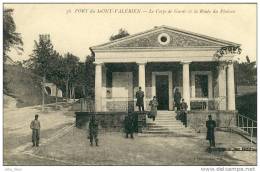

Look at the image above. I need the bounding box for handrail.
[236,113,257,145]
[238,113,256,123]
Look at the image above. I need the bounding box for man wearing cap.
[174,88,182,111]
[89,115,99,146]
[180,98,188,127]
[30,114,41,147]
[206,115,217,147]
[124,113,135,139]
[136,86,144,112]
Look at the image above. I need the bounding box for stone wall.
[187,110,237,133]
[75,112,146,132]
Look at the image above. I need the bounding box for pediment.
[91,26,240,51]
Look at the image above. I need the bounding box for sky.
[5,4,257,62]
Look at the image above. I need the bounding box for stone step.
[151,122,184,126]
[147,123,183,127]
[140,130,196,136]
[154,119,179,122]
[147,126,193,132]
[147,125,188,130]
[150,120,180,124]
[138,133,196,137]
[141,111,195,137]
[157,114,176,117]
[156,117,176,119]
[147,125,185,129]
[147,128,170,131]
[156,115,176,118]
[147,122,185,126]
[148,125,185,129]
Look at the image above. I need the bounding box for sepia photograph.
[2,2,257,167]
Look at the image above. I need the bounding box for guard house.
[91,26,240,115]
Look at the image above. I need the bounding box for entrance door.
[156,75,169,110]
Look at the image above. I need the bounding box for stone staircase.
[138,111,196,137]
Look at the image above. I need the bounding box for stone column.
[102,65,107,111]
[138,62,146,110]
[227,62,236,111]
[218,63,227,110]
[95,62,102,112]
[182,61,191,110]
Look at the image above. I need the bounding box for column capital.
[180,60,192,64]
[227,60,234,65]
[94,61,104,65]
[137,61,147,65]
[218,62,227,70]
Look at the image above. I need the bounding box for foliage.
[29,35,55,77]
[85,55,95,98]
[46,51,65,88]
[63,53,80,82]
[3,8,23,62]
[109,28,130,41]
[234,58,256,85]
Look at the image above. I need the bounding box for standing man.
[124,113,134,139]
[180,98,188,127]
[174,88,182,111]
[30,114,41,147]
[89,115,99,146]
[136,86,144,112]
[206,115,217,147]
[149,96,158,121]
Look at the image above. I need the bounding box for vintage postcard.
[2,2,257,168]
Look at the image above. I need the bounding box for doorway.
[156,75,169,110]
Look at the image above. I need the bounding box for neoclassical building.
[91,25,240,113]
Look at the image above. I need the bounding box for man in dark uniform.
[136,87,144,112]
[89,115,99,146]
[124,113,134,139]
[206,115,216,147]
[174,88,182,111]
[180,98,188,127]
[30,114,41,147]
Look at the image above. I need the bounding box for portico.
[91,25,239,113]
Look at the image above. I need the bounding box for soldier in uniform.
[89,115,99,146]
[136,87,144,112]
[149,96,158,121]
[206,115,216,147]
[180,98,188,127]
[30,114,41,147]
[174,88,182,111]
[124,113,134,139]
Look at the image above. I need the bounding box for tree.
[85,55,95,98]
[3,8,23,62]
[3,8,23,94]
[234,58,257,86]
[30,35,54,76]
[48,52,66,108]
[62,53,80,101]
[30,34,55,111]
[109,28,130,41]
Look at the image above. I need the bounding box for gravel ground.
[31,128,256,166]
[3,103,75,165]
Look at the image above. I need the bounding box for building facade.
[91,26,240,113]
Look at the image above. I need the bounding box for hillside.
[3,64,61,108]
